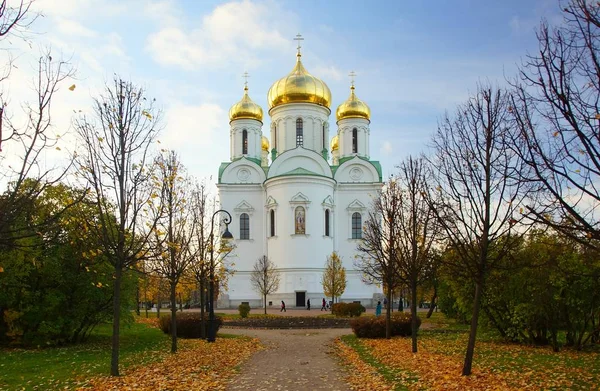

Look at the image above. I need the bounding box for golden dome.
[229,86,263,122]
[261,135,269,151]
[267,52,332,110]
[336,85,370,122]
[330,135,339,151]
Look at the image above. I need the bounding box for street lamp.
[207,209,233,343]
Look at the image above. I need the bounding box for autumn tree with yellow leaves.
[74,77,162,376]
[151,151,198,353]
[322,252,346,308]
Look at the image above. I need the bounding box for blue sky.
[8,0,564,182]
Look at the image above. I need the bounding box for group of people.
[280,298,387,316]
[279,298,331,312]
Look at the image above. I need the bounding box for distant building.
[217,42,383,308]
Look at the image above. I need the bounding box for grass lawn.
[337,312,600,390]
[0,319,170,390]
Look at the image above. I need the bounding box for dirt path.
[225,328,352,391]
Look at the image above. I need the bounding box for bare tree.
[0,50,77,249]
[510,0,600,249]
[189,179,215,338]
[395,156,439,353]
[151,151,196,353]
[356,177,403,339]
[321,251,346,308]
[428,85,527,375]
[73,77,161,376]
[0,1,35,40]
[251,255,280,314]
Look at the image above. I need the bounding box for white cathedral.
[217,44,383,309]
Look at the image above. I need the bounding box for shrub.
[332,302,366,317]
[159,313,222,338]
[350,312,421,338]
[238,303,251,318]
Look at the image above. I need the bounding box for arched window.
[351,212,362,239]
[322,123,326,151]
[274,124,277,151]
[240,213,250,239]
[296,118,303,147]
[270,209,275,237]
[352,128,358,153]
[294,206,306,234]
[242,129,248,155]
[325,209,330,237]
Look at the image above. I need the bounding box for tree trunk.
[426,287,437,318]
[156,289,161,319]
[386,290,393,339]
[411,279,418,353]
[110,266,123,376]
[170,281,177,353]
[199,280,206,339]
[462,278,484,376]
[135,283,140,316]
[264,293,267,315]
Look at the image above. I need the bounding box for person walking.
[375,301,382,317]
[280,300,286,312]
[307,299,311,310]
[321,298,326,311]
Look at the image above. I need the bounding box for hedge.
[350,312,421,338]
[159,312,223,338]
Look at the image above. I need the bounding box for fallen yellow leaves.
[335,338,393,391]
[337,334,600,391]
[78,337,261,390]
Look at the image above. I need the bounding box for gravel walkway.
[225,328,352,391]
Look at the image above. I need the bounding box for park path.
[224,328,352,391]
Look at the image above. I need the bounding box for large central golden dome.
[267,52,331,110]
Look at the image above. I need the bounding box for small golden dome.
[261,135,269,151]
[336,85,370,122]
[229,86,263,122]
[267,53,332,110]
[330,135,339,151]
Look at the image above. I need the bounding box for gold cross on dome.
[242,72,250,88]
[349,71,357,87]
[294,33,304,53]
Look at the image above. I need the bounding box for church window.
[296,118,303,147]
[242,129,248,155]
[294,206,306,234]
[322,123,326,150]
[352,128,358,153]
[274,124,277,151]
[352,212,362,239]
[325,209,330,237]
[270,209,275,237]
[240,213,250,239]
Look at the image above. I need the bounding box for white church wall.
[269,103,330,155]
[220,159,266,184]
[265,176,335,276]
[230,118,263,161]
[337,117,370,159]
[217,183,265,305]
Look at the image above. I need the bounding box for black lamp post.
[207,209,233,343]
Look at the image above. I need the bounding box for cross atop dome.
[349,71,356,88]
[242,71,250,89]
[294,33,304,56]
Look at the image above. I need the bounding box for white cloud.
[380,141,393,156]
[313,65,343,82]
[146,0,293,70]
[162,103,225,149]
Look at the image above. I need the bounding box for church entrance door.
[295,291,306,307]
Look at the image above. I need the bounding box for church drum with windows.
[217,45,383,309]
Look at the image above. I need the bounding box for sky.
[3,0,565,185]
